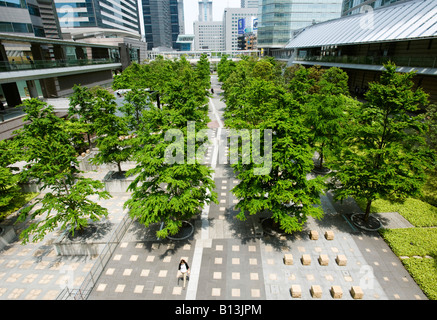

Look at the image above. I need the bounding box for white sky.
[183,0,241,34]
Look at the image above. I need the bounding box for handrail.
[0,58,120,72]
[56,213,133,300]
[295,55,437,69]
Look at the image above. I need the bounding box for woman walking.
[178,259,190,289]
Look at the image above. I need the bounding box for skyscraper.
[223,7,258,51]
[0,0,61,39]
[241,0,259,8]
[198,0,212,22]
[54,0,141,36]
[141,0,184,50]
[257,0,343,54]
[194,20,224,51]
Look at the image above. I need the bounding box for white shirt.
[180,264,187,273]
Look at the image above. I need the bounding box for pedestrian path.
[0,74,428,300]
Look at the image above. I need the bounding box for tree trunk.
[87,132,92,149]
[117,162,122,172]
[318,151,324,170]
[156,93,161,109]
[364,199,372,222]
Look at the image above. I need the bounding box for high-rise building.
[194,21,224,51]
[198,0,212,22]
[54,0,141,36]
[36,0,63,39]
[257,0,343,54]
[241,0,259,8]
[0,0,62,38]
[141,0,184,50]
[223,7,258,51]
[342,0,408,16]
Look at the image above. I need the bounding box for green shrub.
[0,192,39,221]
[356,198,437,227]
[380,228,437,257]
[402,257,437,300]
[420,170,437,207]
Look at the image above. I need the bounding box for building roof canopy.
[285,0,437,49]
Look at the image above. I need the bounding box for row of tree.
[217,54,435,231]
[1,53,217,242]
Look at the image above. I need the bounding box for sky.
[183,0,242,34]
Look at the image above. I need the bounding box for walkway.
[0,74,428,301]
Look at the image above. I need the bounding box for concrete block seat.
[301,254,311,265]
[283,254,293,265]
[310,285,322,298]
[318,254,329,266]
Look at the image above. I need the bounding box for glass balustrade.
[295,55,437,69]
[0,58,119,72]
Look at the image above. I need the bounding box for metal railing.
[56,213,133,300]
[146,50,261,61]
[295,55,437,69]
[0,58,120,72]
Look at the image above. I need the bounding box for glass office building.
[54,0,140,35]
[257,0,343,51]
[0,0,61,38]
[342,0,407,16]
[141,0,184,50]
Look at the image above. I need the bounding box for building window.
[28,4,41,17]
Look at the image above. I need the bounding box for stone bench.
[290,285,301,298]
[324,230,335,240]
[310,285,322,298]
[301,254,311,266]
[318,254,329,266]
[330,286,343,299]
[336,254,347,266]
[283,254,293,265]
[350,286,364,299]
[309,230,319,240]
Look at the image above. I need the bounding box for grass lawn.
[356,192,437,300]
[356,197,437,227]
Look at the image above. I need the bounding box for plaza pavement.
[0,75,427,301]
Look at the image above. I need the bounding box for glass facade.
[0,0,27,8]
[142,0,183,50]
[342,0,406,15]
[54,0,140,34]
[258,0,343,49]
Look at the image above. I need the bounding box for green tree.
[304,67,357,171]
[226,78,325,233]
[425,104,437,168]
[217,54,236,83]
[124,106,217,239]
[328,62,433,222]
[0,140,20,216]
[124,57,217,238]
[91,88,132,172]
[119,89,151,131]
[68,85,98,149]
[195,53,211,89]
[14,99,111,243]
